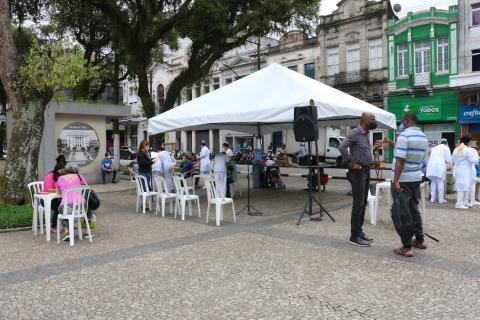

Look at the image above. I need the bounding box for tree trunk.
[137,69,155,118]
[3,100,46,204]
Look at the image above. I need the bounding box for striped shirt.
[392,127,428,182]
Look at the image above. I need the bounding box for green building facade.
[386,6,459,160]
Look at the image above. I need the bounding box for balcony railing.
[412,72,431,87]
[333,70,368,85]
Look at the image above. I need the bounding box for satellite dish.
[393,4,402,13]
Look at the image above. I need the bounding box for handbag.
[77,174,101,211]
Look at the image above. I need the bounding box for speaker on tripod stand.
[293,105,335,224]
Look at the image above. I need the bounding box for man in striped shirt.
[381,113,428,257]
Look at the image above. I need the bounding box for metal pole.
[257,36,261,71]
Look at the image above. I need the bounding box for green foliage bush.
[0,203,33,229]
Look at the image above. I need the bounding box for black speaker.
[293,106,318,142]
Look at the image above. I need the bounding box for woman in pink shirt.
[42,163,65,231]
[56,163,88,240]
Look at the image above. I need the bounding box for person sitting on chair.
[101,152,117,184]
[128,154,139,176]
[296,143,308,166]
[180,155,195,178]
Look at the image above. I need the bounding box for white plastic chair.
[204,177,236,226]
[174,172,196,194]
[129,172,136,192]
[420,181,427,216]
[367,189,376,225]
[56,185,93,247]
[28,181,44,235]
[173,175,201,220]
[134,175,158,214]
[372,181,392,225]
[154,175,177,217]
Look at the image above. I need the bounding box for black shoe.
[349,235,371,247]
[360,232,373,242]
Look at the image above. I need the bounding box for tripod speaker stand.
[296,141,335,225]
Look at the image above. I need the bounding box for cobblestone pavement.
[1,176,480,319]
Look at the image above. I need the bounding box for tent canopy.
[148,64,397,136]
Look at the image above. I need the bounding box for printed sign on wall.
[57,122,100,167]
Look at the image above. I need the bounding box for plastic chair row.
[133,174,236,226]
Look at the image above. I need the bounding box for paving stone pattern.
[1,177,479,319]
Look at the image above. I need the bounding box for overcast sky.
[319,0,458,17]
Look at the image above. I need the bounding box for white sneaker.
[465,203,473,208]
[455,204,469,210]
[438,199,448,204]
[430,199,436,204]
[469,201,480,206]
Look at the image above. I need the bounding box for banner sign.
[459,105,480,123]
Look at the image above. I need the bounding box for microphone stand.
[237,135,262,216]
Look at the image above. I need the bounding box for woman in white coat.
[426,139,452,203]
[159,148,176,192]
[452,136,479,209]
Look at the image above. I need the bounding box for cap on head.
[201,140,206,146]
[440,138,448,144]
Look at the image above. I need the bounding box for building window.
[186,86,192,101]
[397,43,409,77]
[288,65,298,72]
[437,37,449,73]
[347,42,360,72]
[225,78,232,85]
[194,82,201,97]
[304,63,315,79]
[472,4,480,27]
[472,49,480,71]
[327,47,339,75]
[157,84,165,106]
[414,40,430,74]
[203,79,210,94]
[213,77,220,90]
[368,38,383,70]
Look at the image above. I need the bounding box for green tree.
[82,0,189,118]
[48,0,128,103]
[163,0,319,111]
[0,0,96,203]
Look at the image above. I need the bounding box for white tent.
[148,63,396,136]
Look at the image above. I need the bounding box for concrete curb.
[0,226,31,233]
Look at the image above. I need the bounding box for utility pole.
[257,36,261,70]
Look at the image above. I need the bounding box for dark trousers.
[392,181,424,248]
[347,169,370,237]
[102,169,117,184]
[42,198,61,228]
[139,172,152,191]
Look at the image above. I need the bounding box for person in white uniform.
[151,151,163,176]
[469,147,480,206]
[452,136,479,209]
[159,148,176,192]
[214,143,232,200]
[199,141,211,175]
[426,138,452,203]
